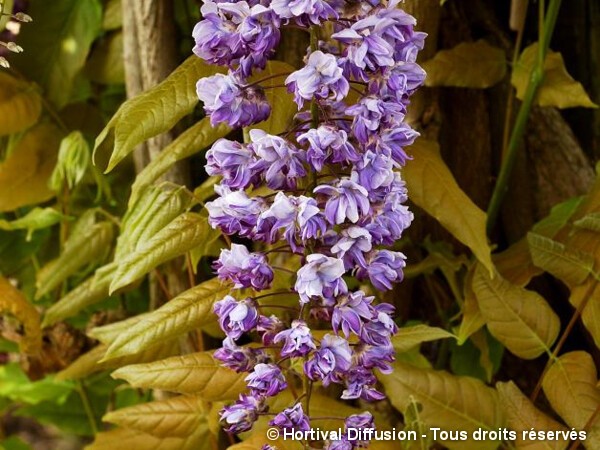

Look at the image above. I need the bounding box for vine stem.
[486,0,563,234]
[76,380,99,435]
[501,0,529,160]
[530,281,596,402]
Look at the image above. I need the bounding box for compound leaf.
[104,278,229,359]
[472,263,560,359]
[111,351,246,400]
[405,139,493,275]
[423,40,507,89]
[380,361,504,450]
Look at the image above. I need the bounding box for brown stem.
[531,282,597,402]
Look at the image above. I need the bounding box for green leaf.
[88,313,151,345]
[422,40,507,89]
[103,395,208,438]
[0,71,42,136]
[115,184,193,260]
[574,212,600,233]
[85,426,212,450]
[472,263,560,360]
[533,196,584,237]
[111,351,246,400]
[85,31,124,85]
[109,212,210,293]
[512,43,598,109]
[129,119,230,206]
[0,208,67,241]
[379,361,505,450]
[391,325,455,353]
[0,363,72,404]
[56,340,179,381]
[104,278,228,359]
[527,232,595,288]
[42,262,117,327]
[12,0,102,108]
[49,131,91,191]
[94,57,224,172]
[250,61,297,135]
[102,0,121,30]
[497,381,569,450]
[404,139,493,275]
[36,222,114,299]
[542,352,600,448]
[457,264,485,343]
[0,123,62,212]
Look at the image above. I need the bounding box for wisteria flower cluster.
[193,1,425,448]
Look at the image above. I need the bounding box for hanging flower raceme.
[193,0,426,447]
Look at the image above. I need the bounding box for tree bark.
[122,0,190,301]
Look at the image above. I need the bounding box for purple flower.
[325,437,354,450]
[274,320,316,357]
[332,17,395,77]
[258,315,286,346]
[249,130,307,190]
[330,226,372,269]
[269,403,310,432]
[341,366,385,401]
[346,96,405,144]
[297,125,360,171]
[304,334,352,385]
[346,412,375,431]
[314,176,370,225]
[272,0,339,25]
[193,2,280,77]
[245,363,288,397]
[214,296,260,340]
[197,72,271,128]
[371,62,427,100]
[214,337,269,372]
[357,250,406,290]
[193,2,244,67]
[295,254,347,303]
[220,393,265,433]
[237,5,281,76]
[354,151,395,192]
[206,139,258,189]
[355,343,395,374]
[214,244,274,290]
[378,124,419,166]
[286,51,349,108]
[262,446,277,450]
[361,303,398,346]
[331,291,374,337]
[206,185,265,237]
[257,193,326,251]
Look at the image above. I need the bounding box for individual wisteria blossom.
[245,363,288,397]
[220,393,265,433]
[214,244,274,290]
[214,296,260,340]
[249,129,307,190]
[274,320,316,357]
[197,72,270,128]
[286,51,349,108]
[269,403,310,432]
[294,254,347,303]
[205,139,257,189]
[193,0,426,446]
